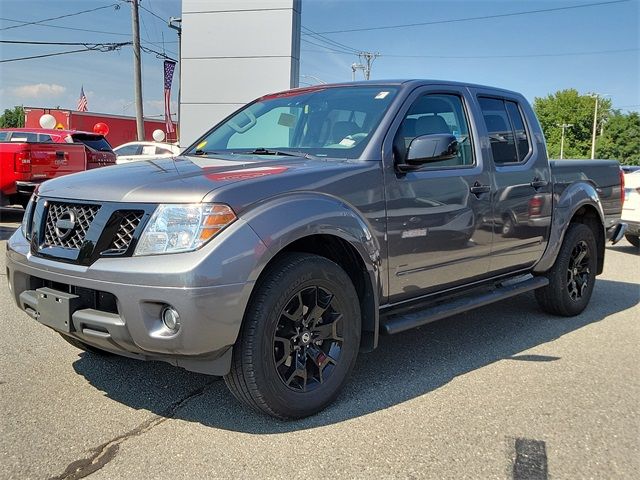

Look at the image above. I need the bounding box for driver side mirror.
[398,134,459,172]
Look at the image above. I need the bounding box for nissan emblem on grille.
[54,209,77,240]
[43,202,100,250]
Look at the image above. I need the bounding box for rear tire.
[58,333,112,355]
[224,253,361,419]
[535,223,597,316]
[625,234,639,248]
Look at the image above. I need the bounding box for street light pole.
[558,123,573,160]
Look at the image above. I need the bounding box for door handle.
[470,181,491,196]
[55,151,65,159]
[530,178,548,190]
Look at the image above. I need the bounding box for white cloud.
[10,83,66,99]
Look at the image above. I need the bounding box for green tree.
[533,89,611,159]
[0,106,25,128]
[598,112,640,165]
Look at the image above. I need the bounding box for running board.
[380,275,549,335]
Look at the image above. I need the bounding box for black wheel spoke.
[273,285,344,392]
[313,313,343,341]
[274,336,292,367]
[566,240,590,301]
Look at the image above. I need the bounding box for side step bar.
[380,275,549,335]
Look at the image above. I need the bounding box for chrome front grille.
[43,202,100,249]
[105,211,144,254]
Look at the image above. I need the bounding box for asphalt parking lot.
[1,206,638,480]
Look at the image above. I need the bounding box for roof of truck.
[263,79,524,99]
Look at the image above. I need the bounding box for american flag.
[163,60,176,134]
[77,86,88,112]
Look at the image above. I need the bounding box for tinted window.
[479,97,530,164]
[72,134,112,152]
[394,93,474,168]
[10,132,39,143]
[156,147,174,155]
[38,134,53,143]
[0,132,10,142]
[505,101,530,162]
[114,144,141,156]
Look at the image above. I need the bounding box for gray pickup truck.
[6,80,626,419]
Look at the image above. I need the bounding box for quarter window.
[479,97,531,164]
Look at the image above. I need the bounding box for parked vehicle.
[0,128,116,207]
[6,81,626,419]
[622,170,640,247]
[114,141,180,164]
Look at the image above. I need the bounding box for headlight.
[134,203,236,256]
[21,195,36,240]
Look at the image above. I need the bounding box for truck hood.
[37,154,364,208]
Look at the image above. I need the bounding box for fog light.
[162,306,180,332]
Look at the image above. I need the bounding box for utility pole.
[168,17,182,143]
[590,95,598,159]
[130,0,144,141]
[558,123,573,159]
[359,52,379,80]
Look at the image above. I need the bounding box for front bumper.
[5,220,265,375]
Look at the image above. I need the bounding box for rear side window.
[114,144,140,156]
[9,132,39,143]
[479,97,531,164]
[0,132,9,142]
[72,134,112,152]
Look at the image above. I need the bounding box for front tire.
[625,234,639,248]
[224,253,361,419]
[535,223,597,316]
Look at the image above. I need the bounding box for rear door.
[383,86,495,303]
[470,90,552,273]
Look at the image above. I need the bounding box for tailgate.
[27,143,86,181]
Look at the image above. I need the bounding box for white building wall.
[180,0,301,146]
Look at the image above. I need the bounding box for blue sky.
[1,0,638,117]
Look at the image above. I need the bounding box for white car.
[622,170,640,248]
[114,141,181,164]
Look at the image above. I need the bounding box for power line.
[0,42,129,63]
[0,3,120,31]
[0,16,132,36]
[301,38,354,55]
[301,26,359,53]
[382,47,640,59]
[138,3,167,23]
[304,0,629,35]
[301,47,640,59]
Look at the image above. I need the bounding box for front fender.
[240,192,382,349]
[242,191,381,284]
[534,181,605,273]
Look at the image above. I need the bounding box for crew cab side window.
[479,97,531,164]
[393,93,474,168]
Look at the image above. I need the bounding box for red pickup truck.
[0,128,116,207]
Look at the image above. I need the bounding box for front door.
[383,87,494,303]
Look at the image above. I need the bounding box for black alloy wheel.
[566,240,591,301]
[225,252,361,419]
[535,222,597,316]
[274,286,343,392]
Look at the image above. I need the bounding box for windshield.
[185,86,399,159]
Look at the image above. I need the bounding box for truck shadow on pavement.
[72,278,639,433]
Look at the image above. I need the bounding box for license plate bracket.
[33,287,81,333]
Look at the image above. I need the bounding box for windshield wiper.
[246,148,318,160]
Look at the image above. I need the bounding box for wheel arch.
[534,181,605,274]
[241,193,382,351]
